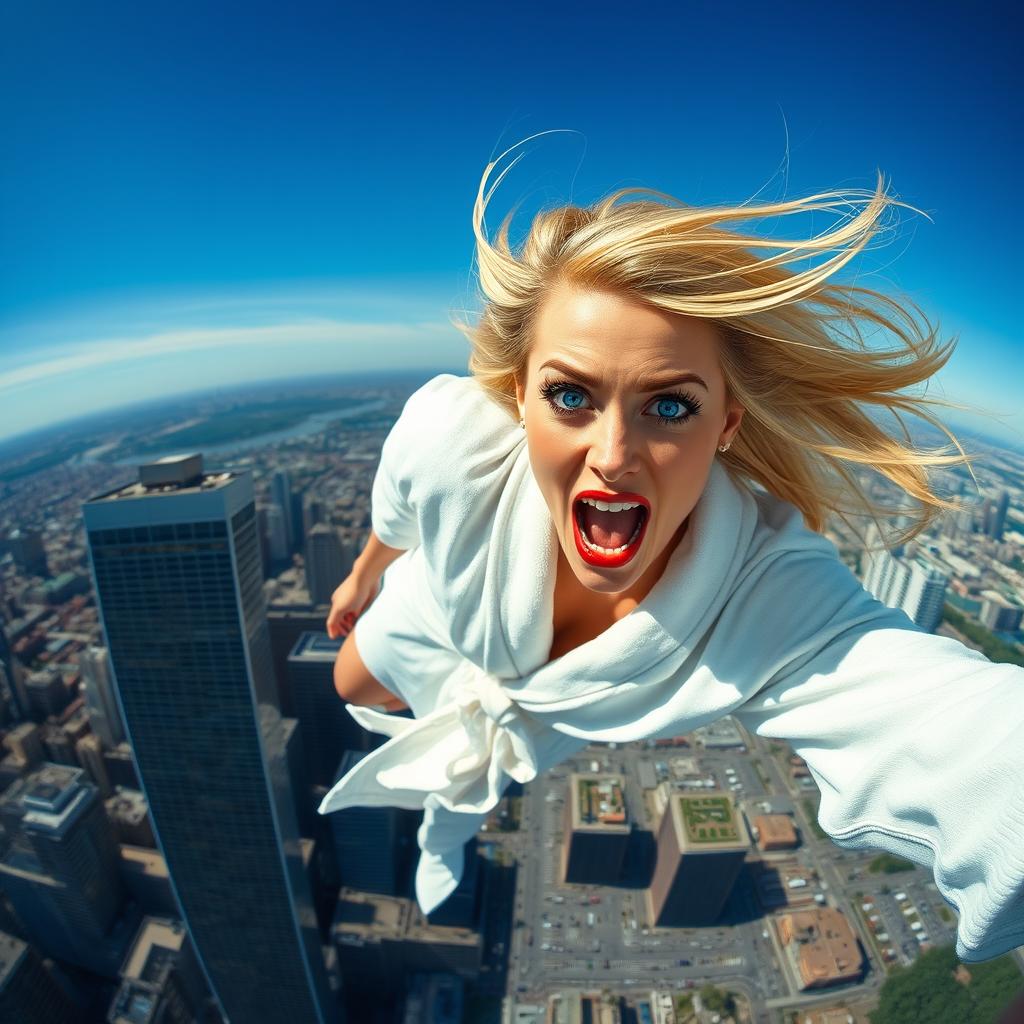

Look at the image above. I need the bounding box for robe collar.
[495,441,761,706]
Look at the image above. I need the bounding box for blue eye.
[537,378,702,426]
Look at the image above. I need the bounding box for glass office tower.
[82,454,340,1024]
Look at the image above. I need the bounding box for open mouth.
[572,494,650,567]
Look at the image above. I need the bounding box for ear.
[721,400,745,448]
[514,372,526,420]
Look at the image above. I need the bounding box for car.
[677,958,691,966]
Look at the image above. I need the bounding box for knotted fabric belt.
[317,661,540,818]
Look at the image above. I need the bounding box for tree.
[868,944,1023,1023]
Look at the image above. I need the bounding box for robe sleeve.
[731,548,1024,963]
[369,374,457,551]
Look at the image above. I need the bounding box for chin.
[566,544,642,590]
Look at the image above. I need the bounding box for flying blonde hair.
[451,133,979,549]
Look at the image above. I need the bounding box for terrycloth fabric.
[317,373,1024,963]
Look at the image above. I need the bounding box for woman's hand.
[326,571,381,640]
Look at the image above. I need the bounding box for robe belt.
[318,661,540,819]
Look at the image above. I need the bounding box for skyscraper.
[82,453,340,1024]
[902,556,949,633]
[0,610,26,722]
[560,773,630,885]
[272,469,296,553]
[305,525,354,607]
[78,645,125,749]
[647,792,749,927]
[0,763,132,975]
[329,749,416,897]
[263,502,290,566]
[287,632,370,788]
[987,489,1010,542]
[861,530,950,634]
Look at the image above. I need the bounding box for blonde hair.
[451,134,979,549]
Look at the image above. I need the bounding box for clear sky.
[1,1,1020,446]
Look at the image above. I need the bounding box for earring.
[718,441,731,453]
[519,417,525,429]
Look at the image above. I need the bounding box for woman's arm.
[731,551,1024,963]
[353,528,406,584]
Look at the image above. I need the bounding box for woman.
[318,138,1023,963]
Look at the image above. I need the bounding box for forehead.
[530,283,722,375]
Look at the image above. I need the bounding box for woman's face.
[515,281,744,601]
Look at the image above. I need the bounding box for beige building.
[777,906,864,989]
[752,813,799,851]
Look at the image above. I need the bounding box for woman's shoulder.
[404,373,505,416]
[400,373,522,465]
[735,474,850,569]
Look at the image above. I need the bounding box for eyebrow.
[539,358,709,392]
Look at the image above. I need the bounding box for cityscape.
[0,371,1022,1024]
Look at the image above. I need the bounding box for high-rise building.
[424,836,483,930]
[979,591,1024,633]
[647,792,749,927]
[560,773,630,885]
[0,763,134,975]
[861,536,949,634]
[82,453,340,1024]
[306,526,354,607]
[272,470,296,553]
[75,733,112,797]
[107,916,210,1024]
[0,931,84,1024]
[78,646,125,749]
[288,633,373,788]
[329,750,416,897]
[303,494,328,543]
[902,556,949,633]
[24,668,70,720]
[263,502,290,566]
[0,610,26,722]
[1,528,48,577]
[987,489,1010,542]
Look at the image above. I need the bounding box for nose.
[584,402,640,482]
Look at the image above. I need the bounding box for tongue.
[579,504,643,548]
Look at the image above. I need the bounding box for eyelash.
[538,378,703,426]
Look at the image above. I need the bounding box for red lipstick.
[571,490,651,569]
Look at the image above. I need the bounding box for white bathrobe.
[317,373,1024,963]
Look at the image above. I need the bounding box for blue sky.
[1,1,1020,446]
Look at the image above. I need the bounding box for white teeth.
[580,497,643,513]
[579,516,644,555]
